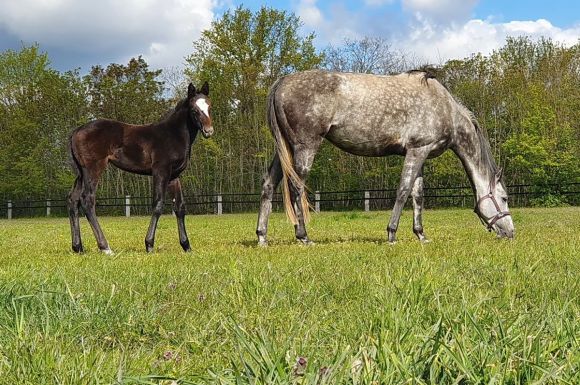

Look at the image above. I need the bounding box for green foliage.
[184,5,323,194]
[0,44,87,199]
[0,208,578,383]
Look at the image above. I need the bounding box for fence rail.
[1,183,578,219]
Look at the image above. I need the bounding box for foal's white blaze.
[195,98,210,117]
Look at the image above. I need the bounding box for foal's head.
[187,82,214,138]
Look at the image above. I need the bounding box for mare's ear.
[188,83,196,99]
[495,167,503,181]
[200,81,209,96]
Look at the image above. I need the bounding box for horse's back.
[272,70,458,156]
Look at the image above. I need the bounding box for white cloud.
[0,0,215,69]
[364,0,396,6]
[402,0,478,24]
[297,0,324,27]
[401,18,580,64]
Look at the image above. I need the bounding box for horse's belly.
[324,126,406,157]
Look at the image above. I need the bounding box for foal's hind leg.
[80,161,112,254]
[411,168,429,242]
[256,153,283,246]
[169,178,191,252]
[387,147,431,244]
[291,142,320,245]
[68,176,83,253]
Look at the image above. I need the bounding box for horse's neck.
[162,107,197,144]
[453,130,493,199]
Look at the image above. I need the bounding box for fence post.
[7,200,12,219]
[46,199,51,216]
[125,195,131,217]
[216,194,223,215]
[364,191,370,212]
[315,191,320,213]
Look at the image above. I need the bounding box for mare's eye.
[502,197,508,203]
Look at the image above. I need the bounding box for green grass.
[0,207,578,384]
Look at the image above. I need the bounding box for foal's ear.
[188,83,196,99]
[200,81,209,96]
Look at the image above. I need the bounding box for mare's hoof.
[257,240,268,247]
[146,246,154,253]
[101,248,114,255]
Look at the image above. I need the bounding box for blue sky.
[0,0,578,72]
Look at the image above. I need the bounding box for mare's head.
[474,169,515,239]
[187,82,214,138]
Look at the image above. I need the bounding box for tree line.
[0,6,578,207]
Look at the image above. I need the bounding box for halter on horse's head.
[474,169,514,238]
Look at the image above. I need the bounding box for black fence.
[1,183,578,219]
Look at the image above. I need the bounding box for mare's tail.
[267,78,310,225]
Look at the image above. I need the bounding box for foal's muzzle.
[201,126,214,138]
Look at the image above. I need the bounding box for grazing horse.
[256,69,514,245]
[68,82,213,254]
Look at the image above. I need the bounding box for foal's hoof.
[72,244,84,253]
[101,248,114,255]
[298,238,315,246]
[146,246,154,253]
[180,240,191,252]
[257,240,268,247]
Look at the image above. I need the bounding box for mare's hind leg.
[291,142,321,245]
[411,168,428,242]
[387,147,431,244]
[256,153,283,246]
[80,161,112,254]
[145,169,169,253]
[68,176,84,253]
[169,178,191,252]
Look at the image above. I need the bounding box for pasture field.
[0,207,578,384]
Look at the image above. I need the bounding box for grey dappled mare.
[256,69,515,245]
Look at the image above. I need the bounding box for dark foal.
[68,82,213,254]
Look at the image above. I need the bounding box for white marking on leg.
[195,98,210,117]
[101,248,114,255]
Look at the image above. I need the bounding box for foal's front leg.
[145,170,169,253]
[169,178,191,252]
[387,147,430,243]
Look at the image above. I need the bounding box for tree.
[0,44,86,199]
[184,6,323,193]
[324,36,417,74]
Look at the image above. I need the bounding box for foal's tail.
[267,78,310,225]
[68,129,83,180]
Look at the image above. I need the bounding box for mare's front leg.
[256,153,283,246]
[145,169,169,253]
[169,178,191,252]
[387,147,430,244]
[411,168,429,242]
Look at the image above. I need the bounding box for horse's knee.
[261,175,275,198]
[151,200,164,216]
